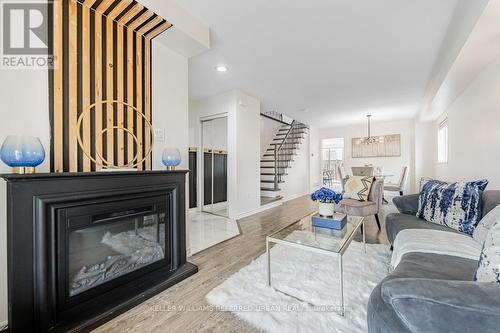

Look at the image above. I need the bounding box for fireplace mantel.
[1,170,189,181]
[2,171,198,332]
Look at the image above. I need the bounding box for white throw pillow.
[473,205,500,245]
[475,220,500,283]
[343,176,374,202]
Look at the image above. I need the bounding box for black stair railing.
[273,121,296,190]
[261,110,293,125]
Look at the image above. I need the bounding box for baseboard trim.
[283,192,309,203]
[231,200,283,220]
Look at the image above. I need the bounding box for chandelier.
[358,115,384,145]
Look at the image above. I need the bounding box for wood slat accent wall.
[51,0,172,172]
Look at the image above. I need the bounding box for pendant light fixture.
[358,115,384,145]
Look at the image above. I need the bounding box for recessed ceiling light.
[215,65,228,72]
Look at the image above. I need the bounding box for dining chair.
[322,170,334,188]
[337,165,348,190]
[337,177,384,230]
[384,166,408,196]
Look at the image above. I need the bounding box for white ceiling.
[177,0,464,128]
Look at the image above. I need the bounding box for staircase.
[260,120,309,201]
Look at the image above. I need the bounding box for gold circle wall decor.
[94,126,140,167]
[76,100,154,169]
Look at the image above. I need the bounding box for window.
[321,138,344,187]
[438,119,448,163]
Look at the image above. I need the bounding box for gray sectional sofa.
[367,190,500,333]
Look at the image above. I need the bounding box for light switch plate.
[154,128,165,142]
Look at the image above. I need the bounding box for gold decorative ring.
[95,126,140,167]
[76,100,154,169]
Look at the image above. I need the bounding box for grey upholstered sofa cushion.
[482,190,500,216]
[392,193,419,215]
[367,252,478,333]
[367,282,408,333]
[382,279,500,333]
[385,213,462,244]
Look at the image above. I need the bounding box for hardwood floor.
[93,195,395,333]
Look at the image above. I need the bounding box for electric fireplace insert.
[2,171,197,333]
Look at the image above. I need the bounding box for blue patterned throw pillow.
[416,179,489,235]
[475,219,500,283]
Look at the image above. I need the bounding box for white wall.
[189,91,234,148]
[152,41,189,171]
[318,119,416,193]
[428,57,500,190]
[0,68,51,327]
[414,121,437,189]
[233,92,261,216]
[189,90,261,219]
[309,126,321,192]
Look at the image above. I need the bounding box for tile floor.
[202,202,229,217]
[187,211,240,256]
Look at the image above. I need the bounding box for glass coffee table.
[266,213,365,315]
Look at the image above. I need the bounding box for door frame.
[321,137,346,185]
[199,113,229,217]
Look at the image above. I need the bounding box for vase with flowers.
[311,187,343,217]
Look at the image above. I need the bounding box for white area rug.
[207,241,391,333]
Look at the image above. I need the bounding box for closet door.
[188,150,197,208]
[203,152,213,206]
[201,116,228,217]
[213,152,227,203]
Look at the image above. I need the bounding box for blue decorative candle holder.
[162,148,181,171]
[0,135,45,174]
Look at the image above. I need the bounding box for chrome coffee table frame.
[266,214,366,316]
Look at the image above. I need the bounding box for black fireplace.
[1,171,198,332]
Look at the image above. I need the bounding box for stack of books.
[312,213,347,230]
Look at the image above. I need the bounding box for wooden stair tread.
[263,153,295,157]
[261,187,282,191]
[260,172,287,176]
[276,132,307,136]
[267,148,297,151]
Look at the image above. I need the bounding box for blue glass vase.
[162,148,181,170]
[0,135,45,174]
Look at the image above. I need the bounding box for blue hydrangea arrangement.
[311,187,343,204]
